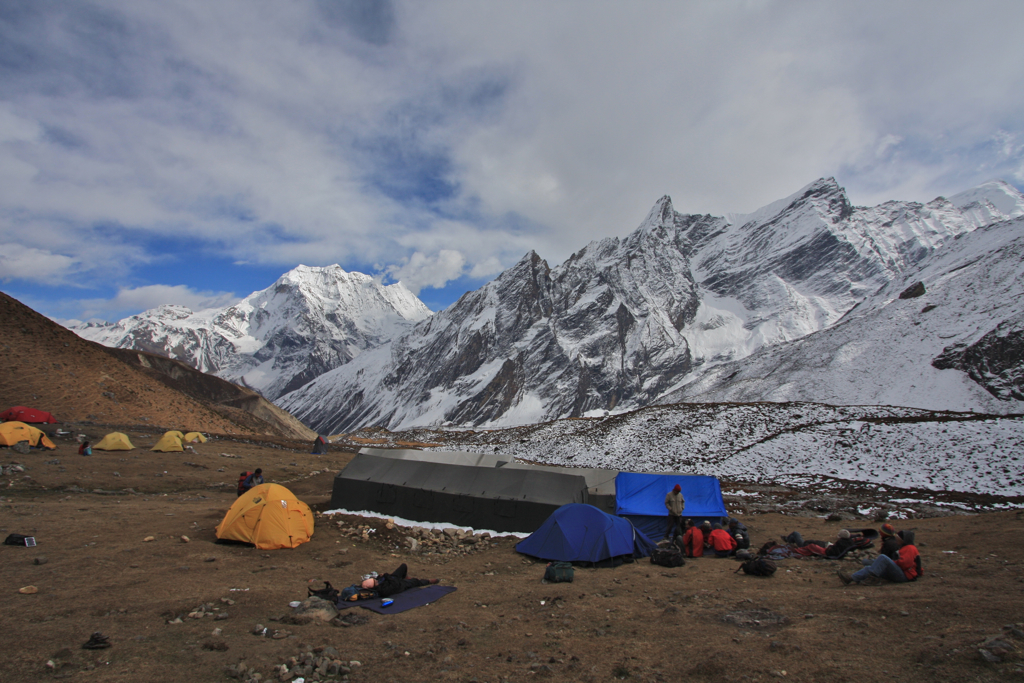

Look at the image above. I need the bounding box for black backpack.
[736,557,777,577]
[4,533,34,547]
[307,581,339,603]
[650,547,685,568]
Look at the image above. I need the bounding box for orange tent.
[0,421,56,449]
[215,483,314,550]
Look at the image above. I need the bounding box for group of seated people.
[671,517,750,558]
[669,518,923,585]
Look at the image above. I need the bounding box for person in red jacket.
[706,526,738,558]
[675,518,704,558]
[840,530,922,585]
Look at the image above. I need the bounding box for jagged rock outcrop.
[933,311,1024,401]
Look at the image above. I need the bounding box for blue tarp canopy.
[515,503,656,563]
[615,472,729,540]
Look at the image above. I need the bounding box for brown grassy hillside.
[0,291,308,438]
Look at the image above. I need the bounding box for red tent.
[0,406,57,424]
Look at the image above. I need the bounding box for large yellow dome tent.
[94,432,135,451]
[183,432,207,443]
[0,421,55,449]
[215,483,314,550]
[151,431,184,452]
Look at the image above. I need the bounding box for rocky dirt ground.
[2,427,1024,683]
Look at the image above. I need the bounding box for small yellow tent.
[0,421,56,449]
[215,483,314,550]
[94,432,135,451]
[151,432,184,452]
[183,432,207,443]
[166,430,186,441]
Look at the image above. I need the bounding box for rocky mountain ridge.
[278,178,1024,433]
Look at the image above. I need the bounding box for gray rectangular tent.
[330,453,589,533]
[496,462,619,514]
[358,447,511,468]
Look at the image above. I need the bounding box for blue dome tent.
[515,503,656,564]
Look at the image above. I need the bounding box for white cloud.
[0,244,78,283]
[2,0,1024,319]
[76,284,238,320]
[385,250,466,294]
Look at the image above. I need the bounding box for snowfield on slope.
[404,402,1024,498]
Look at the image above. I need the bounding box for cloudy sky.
[2,1,1023,321]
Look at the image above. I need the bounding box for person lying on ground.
[360,563,439,598]
[824,529,858,558]
[839,530,921,586]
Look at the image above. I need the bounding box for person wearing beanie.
[877,523,901,560]
[663,484,685,540]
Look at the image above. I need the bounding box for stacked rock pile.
[272,646,361,682]
[332,518,496,557]
[402,526,493,557]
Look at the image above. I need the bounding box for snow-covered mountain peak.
[947,179,1024,228]
[70,263,433,400]
[637,195,676,232]
[724,177,848,228]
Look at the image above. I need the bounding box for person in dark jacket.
[878,523,901,559]
[362,563,438,598]
[237,468,263,496]
[824,529,857,558]
[727,519,750,550]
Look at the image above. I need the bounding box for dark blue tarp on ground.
[515,503,656,563]
[615,472,729,540]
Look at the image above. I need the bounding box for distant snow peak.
[68,263,432,401]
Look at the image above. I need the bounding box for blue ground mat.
[340,585,457,614]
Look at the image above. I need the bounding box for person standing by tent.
[237,468,263,497]
[664,484,685,540]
